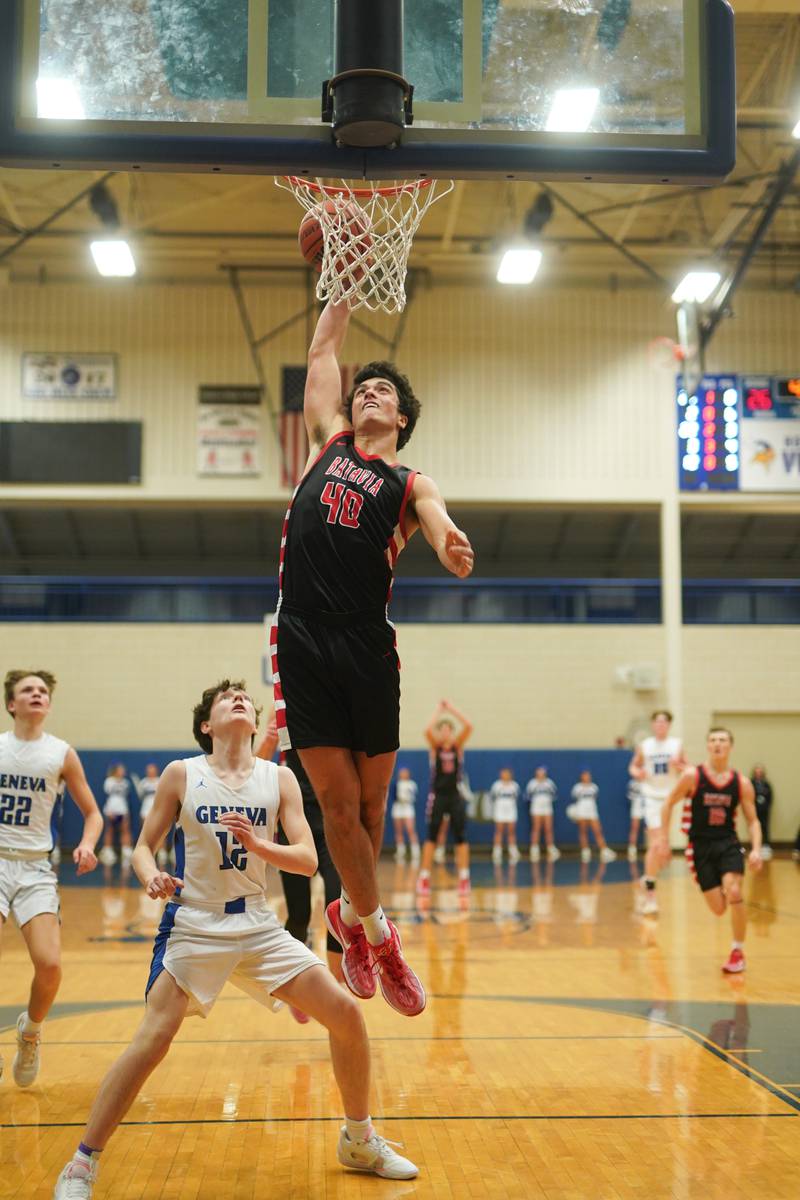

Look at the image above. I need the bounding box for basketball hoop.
[647,336,685,372]
[276,176,453,314]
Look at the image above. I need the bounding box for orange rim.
[282,176,434,198]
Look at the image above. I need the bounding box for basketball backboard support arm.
[0,0,736,185]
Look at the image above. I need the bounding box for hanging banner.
[22,352,117,398]
[197,386,261,476]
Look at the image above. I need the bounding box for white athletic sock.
[360,906,392,946]
[339,890,358,927]
[22,1014,42,1035]
[418,868,430,880]
[732,941,744,951]
[458,868,470,880]
[345,1115,374,1143]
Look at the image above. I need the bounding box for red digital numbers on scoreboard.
[745,386,772,412]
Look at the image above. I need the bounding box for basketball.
[298,200,373,279]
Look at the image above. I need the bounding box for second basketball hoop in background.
[278,176,453,314]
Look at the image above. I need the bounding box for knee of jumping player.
[360,789,388,837]
[32,948,62,989]
[323,983,365,1041]
[724,876,743,905]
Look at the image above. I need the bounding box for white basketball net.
[276,176,453,314]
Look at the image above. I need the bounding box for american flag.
[280,364,360,489]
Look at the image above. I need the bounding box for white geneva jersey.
[0,731,69,857]
[176,756,280,910]
[526,778,557,805]
[396,779,418,805]
[490,781,520,804]
[639,736,682,797]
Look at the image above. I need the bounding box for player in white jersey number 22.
[1,669,102,1089]
[53,679,418,1199]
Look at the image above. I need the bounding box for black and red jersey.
[686,765,741,840]
[431,746,462,793]
[278,430,416,617]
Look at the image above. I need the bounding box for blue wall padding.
[59,748,634,849]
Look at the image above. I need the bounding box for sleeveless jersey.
[639,735,682,799]
[431,746,461,792]
[278,430,417,617]
[396,778,418,806]
[0,731,69,858]
[490,781,520,805]
[176,756,280,908]
[686,766,741,841]
[526,778,557,806]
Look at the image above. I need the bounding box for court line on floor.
[0,1033,686,1046]
[2,1112,796,1131]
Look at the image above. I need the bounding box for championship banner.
[22,352,116,398]
[739,377,800,493]
[197,385,261,476]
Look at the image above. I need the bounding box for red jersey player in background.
[655,727,762,974]
[271,300,474,1017]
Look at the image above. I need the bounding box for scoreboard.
[677,375,800,492]
[677,375,739,491]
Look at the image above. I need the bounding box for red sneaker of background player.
[722,947,745,974]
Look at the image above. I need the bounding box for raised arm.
[254,702,279,761]
[424,701,447,749]
[60,748,103,875]
[304,300,352,454]
[409,474,474,579]
[443,699,473,749]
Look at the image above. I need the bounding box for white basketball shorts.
[146,896,322,1019]
[0,856,60,927]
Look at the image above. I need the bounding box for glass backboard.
[0,0,735,183]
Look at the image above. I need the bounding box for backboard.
[0,0,735,183]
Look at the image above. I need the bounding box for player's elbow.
[302,847,319,877]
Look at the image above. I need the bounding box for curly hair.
[192,679,262,754]
[344,361,420,450]
[4,669,56,714]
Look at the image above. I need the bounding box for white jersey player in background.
[53,679,417,1199]
[629,710,686,915]
[391,767,420,863]
[1,669,101,1088]
[525,766,560,862]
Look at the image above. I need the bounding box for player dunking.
[272,300,474,1016]
[53,680,417,1198]
[1,670,101,1088]
[629,711,686,915]
[655,727,762,974]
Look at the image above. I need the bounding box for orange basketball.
[298,199,373,279]
[298,208,326,272]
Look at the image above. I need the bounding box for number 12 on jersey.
[321,482,363,529]
[215,831,248,871]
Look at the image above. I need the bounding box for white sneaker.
[433,846,446,864]
[337,1127,418,1179]
[580,847,591,862]
[627,844,638,861]
[54,1158,98,1198]
[491,846,502,864]
[121,846,133,862]
[50,846,61,865]
[529,844,541,862]
[508,845,521,864]
[394,846,406,863]
[761,845,773,861]
[98,846,116,866]
[13,1014,41,1087]
[639,880,659,915]
[547,845,561,862]
[600,847,617,863]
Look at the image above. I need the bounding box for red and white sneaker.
[458,876,471,898]
[722,948,746,974]
[369,922,426,1017]
[325,901,376,1000]
[415,874,431,896]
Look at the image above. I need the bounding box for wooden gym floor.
[1,855,799,1200]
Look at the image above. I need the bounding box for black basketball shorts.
[273,609,400,758]
[688,836,745,892]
